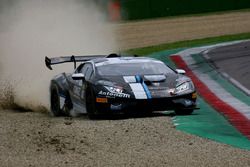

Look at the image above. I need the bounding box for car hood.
[97,73,179,92]
[96,73,194,98]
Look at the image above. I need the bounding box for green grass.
[126,32,250,55]
[122,8,250,23]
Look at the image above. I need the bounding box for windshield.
[96,62,175,76]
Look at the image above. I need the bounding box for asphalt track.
[206,41,250,90]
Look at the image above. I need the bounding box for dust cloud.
[0,0,117,111]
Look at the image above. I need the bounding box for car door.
[71,63,94,113]
[79,63,94,107]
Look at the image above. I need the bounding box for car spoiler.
[45,54,121,70]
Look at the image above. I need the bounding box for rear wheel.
[175,109,194,115]
[63,93,73,116]
[50,84,73,117]
[50,85,62,116]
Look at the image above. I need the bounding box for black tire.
[63,93,73,117]
[50,85,62,117]
[85,88,98,119]
[175,109,194,115]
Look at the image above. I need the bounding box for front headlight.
[175,81,194,94]
[104,86,123,93]
[96,80,124,93]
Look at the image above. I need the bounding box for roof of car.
[92,57,164,67]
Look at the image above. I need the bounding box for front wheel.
[86,88,98,119]
[175,109,194,115]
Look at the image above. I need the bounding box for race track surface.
[207,41,250,90]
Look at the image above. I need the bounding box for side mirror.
[176,69,186,75]
[72,73,85,80]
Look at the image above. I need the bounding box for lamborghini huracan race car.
[45,54,197,118]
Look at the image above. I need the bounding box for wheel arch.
[50,74,73,113]
[50,73,70,98]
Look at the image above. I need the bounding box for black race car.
[45,54,197,118]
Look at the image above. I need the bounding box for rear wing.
[45,54,119,70]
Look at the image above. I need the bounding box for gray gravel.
[0,109,250,167]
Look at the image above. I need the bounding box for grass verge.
[120,8,250,23]
[126,32,250,55]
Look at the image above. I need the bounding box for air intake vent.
[106,53,121,58]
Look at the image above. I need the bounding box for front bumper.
[95,92,197,113]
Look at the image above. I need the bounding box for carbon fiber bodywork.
[47,55,197,116]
